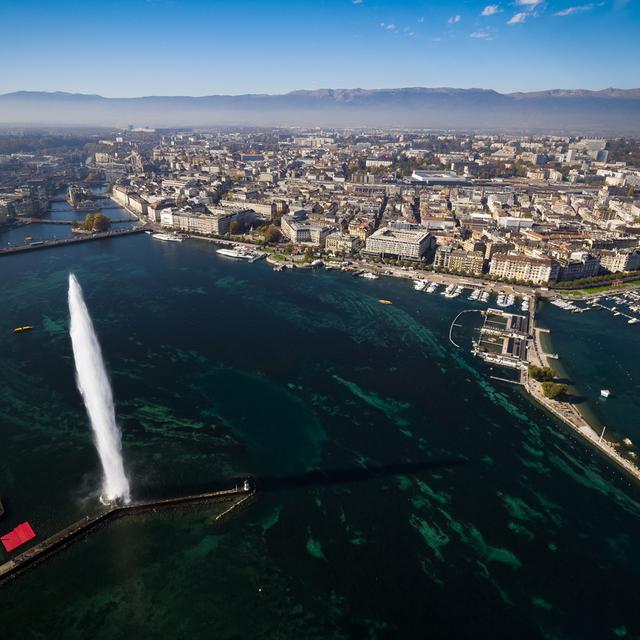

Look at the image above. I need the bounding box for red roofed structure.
[1,522,36,553]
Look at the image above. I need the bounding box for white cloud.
[448,14,462,24]
[386,23,397,30]
[481,4,501,16]
[516,0,542,5]
[418,16,425,23]
[352,0,363,4]
[471,31,492,38]
[554,3,594,16]
[507,11,528,23]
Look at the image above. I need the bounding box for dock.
[0,483,254,586]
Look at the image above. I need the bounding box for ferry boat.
[152,233,183,242]
[600,389,611,398]
[13,326,33,334]
[217,246,254,260]
[361,272,379,280]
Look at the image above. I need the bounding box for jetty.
[0,483,254,586]
[524,304,640,484]
[0,227,145,257]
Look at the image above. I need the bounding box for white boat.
[427,282,439,294]
[413,280,427,291]
[442,284,456,297]
[628,318,639,324]
[468,289,480,301]
[506,294,515,307]
[152,233,183,242]
[600,389,611,398]
[217,246,255,260]
[361,272,379,280]
[480,291,490,303]
[496,293,507,307]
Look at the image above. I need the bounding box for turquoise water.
[0,236,639,639]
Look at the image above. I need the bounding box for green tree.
[541,381,568,400]
[528,365,555,382]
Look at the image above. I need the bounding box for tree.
[76,213,111,232]
[262,224,281,243]
[541,381,568,400]
[229,220,240,235]
[528,365,555,382]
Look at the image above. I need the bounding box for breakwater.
[0,484,254,586]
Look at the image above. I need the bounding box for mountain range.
[1,87,639,133]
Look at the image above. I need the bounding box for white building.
[365,227,435,261]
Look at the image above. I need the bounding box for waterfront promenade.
[523,305,640,483]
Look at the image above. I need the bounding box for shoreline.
[522,303,640,484]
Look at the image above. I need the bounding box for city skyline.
[0,0,638,97]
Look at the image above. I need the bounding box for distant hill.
[1,87,639,133]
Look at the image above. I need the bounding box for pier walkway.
[0,484,254,586]
[0,227,145,257]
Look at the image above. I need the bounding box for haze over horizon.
[1,0,638,98]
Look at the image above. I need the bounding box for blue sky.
[0,0,638,96]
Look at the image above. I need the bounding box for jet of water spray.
[68,273,130,503]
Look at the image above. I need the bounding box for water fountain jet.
[68,273,130,504]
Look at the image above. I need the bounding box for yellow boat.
[25,236,33,241]
[13,326,33,333]
[378,299,393,305]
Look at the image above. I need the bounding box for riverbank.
[522,303,640,484]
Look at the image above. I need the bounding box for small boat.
[628,318,639,324]
[413,280,427,291]
[480,291,490,303]
[378,299,393,305]
[13,326,33,334]
[426,282,438,294]
[25,236,33,241]
[144,230,153,235]
[361,272,379,280]
[442,284,456,297]
[600,389,611,398]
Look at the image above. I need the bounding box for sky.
[0,0,638,96]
